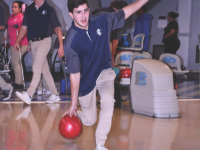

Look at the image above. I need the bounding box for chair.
[142,51,152,58]
[0,33,11,81]
[117,33,145,52]
[114,51,152,70]
[114,51,135,69]
[132,52,152,61]
[115,51,152,85]
[1,41,10,65]
[159,53,190,75]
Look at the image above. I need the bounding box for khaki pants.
[37,75,49,91]
[10,45,27,85]
[78,68,116,145]
[0,76,13,90]
[37,34,58,91]
[26,37,57,97]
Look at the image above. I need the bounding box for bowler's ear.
[69,12,74,19]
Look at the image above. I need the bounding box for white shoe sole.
[15,91,31,105]
[45,92,52,95]
[3,88,13,101]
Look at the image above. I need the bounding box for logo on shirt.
[97,29,103,36]
[42,10,47,15]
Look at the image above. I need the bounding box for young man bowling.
[63,0,149,150]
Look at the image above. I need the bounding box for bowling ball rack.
[114,78,132,110]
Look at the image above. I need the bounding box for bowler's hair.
[68,0,89,13]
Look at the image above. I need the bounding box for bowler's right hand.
[62,104,77,117]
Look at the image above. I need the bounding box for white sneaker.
[37,88,51,95]
[15,91,31,105]
[16,106,31,120]
[37,89,44,95]
[3,88,13,101]
[95,145,108,150]
[46,94,61,104]
[44,89,51,95]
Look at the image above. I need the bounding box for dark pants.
[164,38,180,54]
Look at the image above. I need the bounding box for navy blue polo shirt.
[64,10,125,96]
[22,1,61,41]
[91,7,123,41]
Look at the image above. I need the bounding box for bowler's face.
[69,3,90,30]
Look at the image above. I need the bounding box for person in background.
[0,2,13,100]
[133,5,152,51]
[14,0,64,105]
[162,11,180,54]
[4,1,28,89]
[91,1,124,65]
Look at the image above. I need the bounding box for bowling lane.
[0,101,198,150]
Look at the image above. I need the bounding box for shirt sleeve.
[104,9,125,31]
[22,11,28,26]
[50,9,61,28]
[64,43,81,74]
[0,5,6,26]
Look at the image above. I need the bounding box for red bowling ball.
[59,115,82,139]
[119,68,131,78]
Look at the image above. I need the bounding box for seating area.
[114,33,189,76]
[159,53,190,75]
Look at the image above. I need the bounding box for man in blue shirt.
[63,0,148,150]
[133,5,152,51]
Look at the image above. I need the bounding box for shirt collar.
[71,19,92,32]
[11,12,22,18]
[34,1,46,11]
